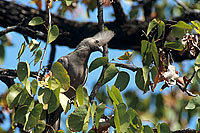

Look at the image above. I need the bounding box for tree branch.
[112,0,128,24]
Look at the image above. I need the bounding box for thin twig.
[115,63,139,72]
[37,0,51,80]
[90,0,106,101]
[177,70,199,97]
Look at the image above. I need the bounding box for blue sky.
[0,0,198,131]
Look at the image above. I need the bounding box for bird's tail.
[93,30,115,45]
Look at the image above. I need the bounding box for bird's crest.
[93,30,115,45]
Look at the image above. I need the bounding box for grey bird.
[57,30,115,99]
[46,30,114,132]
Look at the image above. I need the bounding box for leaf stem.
[37,0,51,80]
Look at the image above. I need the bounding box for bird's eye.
[95,40,99,44]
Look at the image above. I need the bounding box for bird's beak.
[98,46,104,53]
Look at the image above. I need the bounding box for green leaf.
[147,18,158,36]
[196,119,200,133]
[158,21,165,38]
[89,57,108,73]
[67,105,88,132]
[143,125,154,133]
[135,69,144,91]
[76,85,88,106]
[164,41,184,51]
[47,25,59,44]
[171,21,193,38]
[31,79,38,95]
[191,21,200,30]
[127,108,142,130]
[117,103,130,133]
[114,71,130,91]
[14,105,28,124]
[111,85,123,104]
[34,120,45,132]
[106,85,119,104]
[185,96,200,110]
[141,40,152,67]
[28,17,45,26]
[59,93,70,113]
[101,64,119,85]
[95,103,106,128]
[48,87,60,113]
[48,77,60,90]
[91,101,97,122]
[0,45,5,65]
[6,83,23,108]
[65,0,74,6]
[195,54,200,71]
[51,62,70,91]
[18,90,28,105]
[17,61,30,85]
[151,40,159,67]
[151,66,158,81]
[135,67,150,93]
[17,42,26,61]
[83,105,90,132]
[29,39,39,52]
[38,88,52,105]
[34,49,42,66]
[113,102,120,132]
[159,123,171,133]
[24,103,43,131]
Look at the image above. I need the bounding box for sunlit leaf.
[89,57,108,73]
[47,25,59,44]
[106,85,119,104]
[91,101,97,122]
[101,64,119,85]
[95,103,106,128]
[158,20,165,38]
[17,42,26,61]
[48,77,60,90]
[51,62,70,91]
[76,85,88,106]
[65,0,74,6]
[67,105,88,132]
[164,41,184,51]
[170,21,193,38]
[114,71,130,91]
[29,39,40,52]
[111,85,123,104]
[147,18,158,36]
[113,102,120,132]
[83,105,90,132]
[6,83,23,108]
[34,49,42,66]
[59,93,70,113]
[28,17,45,26]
